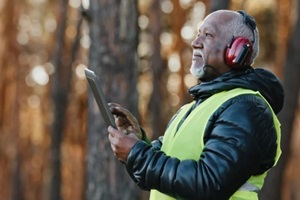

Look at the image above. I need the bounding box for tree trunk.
[171,0,191,105]
[274,0,292,79]
[259,1,300,200]
[0,0,22,199]
[207,0,230,13]
[148,0,169,140]
[50,0,68,200]
[86,0,140,199]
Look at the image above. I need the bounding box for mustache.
[192,50,203,57]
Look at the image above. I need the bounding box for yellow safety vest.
[150,88,281,200]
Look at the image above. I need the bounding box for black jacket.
[125,67,284,200]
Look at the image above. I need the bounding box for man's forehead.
[197,23,217,32]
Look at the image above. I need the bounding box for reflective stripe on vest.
[150,88,281,200]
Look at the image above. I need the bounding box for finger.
[127,132,139,140]
[108,103,123,116]
[108,102,122,110]
[108,126,120,137]
[115,118,127,129]
[113,107,137,124]
[110,106,128,117]
[108,105,137,124]
[108,102,122,106]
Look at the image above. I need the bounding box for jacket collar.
[188,67,284,114]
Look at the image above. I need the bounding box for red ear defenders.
[225,36,253,68]
[225,10,256,69]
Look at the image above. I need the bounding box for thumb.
[108,126,119,136]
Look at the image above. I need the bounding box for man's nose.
[191,36,203,49]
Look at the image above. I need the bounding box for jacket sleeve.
[125,94,278,200]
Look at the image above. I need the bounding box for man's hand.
[108,103,142,140]
[108,126,139,163]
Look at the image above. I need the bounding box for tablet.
[85,68,116,127]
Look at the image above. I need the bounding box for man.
[107,10,284,200]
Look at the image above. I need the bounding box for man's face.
[190,12,233,81]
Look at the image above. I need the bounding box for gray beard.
[190,66,204,79]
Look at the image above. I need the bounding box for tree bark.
[86,0,140,199]
[171,0,191,105]
[50,0,68,200]
[259,1,300,200]
[207,0,230,13]
[147,0,169,140]
[0,0,22,199]
[274,0,292,79]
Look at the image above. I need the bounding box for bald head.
[204,10,259,64]
[205,10,239,23]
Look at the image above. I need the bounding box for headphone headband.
[237,10,256,44]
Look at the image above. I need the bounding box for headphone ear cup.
[225,37,253,69]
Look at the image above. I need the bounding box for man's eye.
[205,33,213,37]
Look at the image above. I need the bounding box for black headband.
[237,10,256,44]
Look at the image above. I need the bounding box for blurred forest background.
[0,0,300,199]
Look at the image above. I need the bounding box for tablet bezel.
[85,68,116,127]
